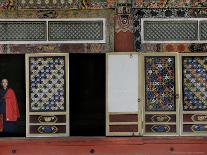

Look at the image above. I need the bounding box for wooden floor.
[0,137,207,155]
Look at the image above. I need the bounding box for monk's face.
[2,79,8,89]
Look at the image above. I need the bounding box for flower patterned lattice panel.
[17,0,78,9]
[182,56,207,111]
[0,0,9,9]
[17,0,116,9]
[80,0,116,8]
[29,56,66,112]
[132,0,207,8]
[145,56,176,111]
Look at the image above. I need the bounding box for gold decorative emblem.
[191,114,207,122]
[38,126,58,134]
[151,125,170,133]
[38,115,58,123]
[151,115,171,123]
[191,124,207,132]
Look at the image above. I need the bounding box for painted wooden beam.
[0,137,207,155]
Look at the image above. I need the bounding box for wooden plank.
[0,137,207,155]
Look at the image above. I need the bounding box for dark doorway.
[69,53,105,136]
[0,54,26,137]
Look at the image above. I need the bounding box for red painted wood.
[109,114,138,122]
[115,31,134,52]
[0,137,207,155]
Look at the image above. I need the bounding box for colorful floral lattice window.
[181,54,207,135]
[26,54,69,137]
[141,53,179,136]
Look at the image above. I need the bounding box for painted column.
[115,0,134,52]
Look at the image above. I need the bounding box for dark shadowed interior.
[69,53,105,136]
[0,54,26,137]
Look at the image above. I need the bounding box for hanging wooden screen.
[106,53,141,136]
[26,53,69,137]
[180,53,207,136]
[141,53,179,136]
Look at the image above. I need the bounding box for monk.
[0,79,20,133]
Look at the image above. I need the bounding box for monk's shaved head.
[1,79,8,89]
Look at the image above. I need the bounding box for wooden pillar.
[115,0,134,52]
